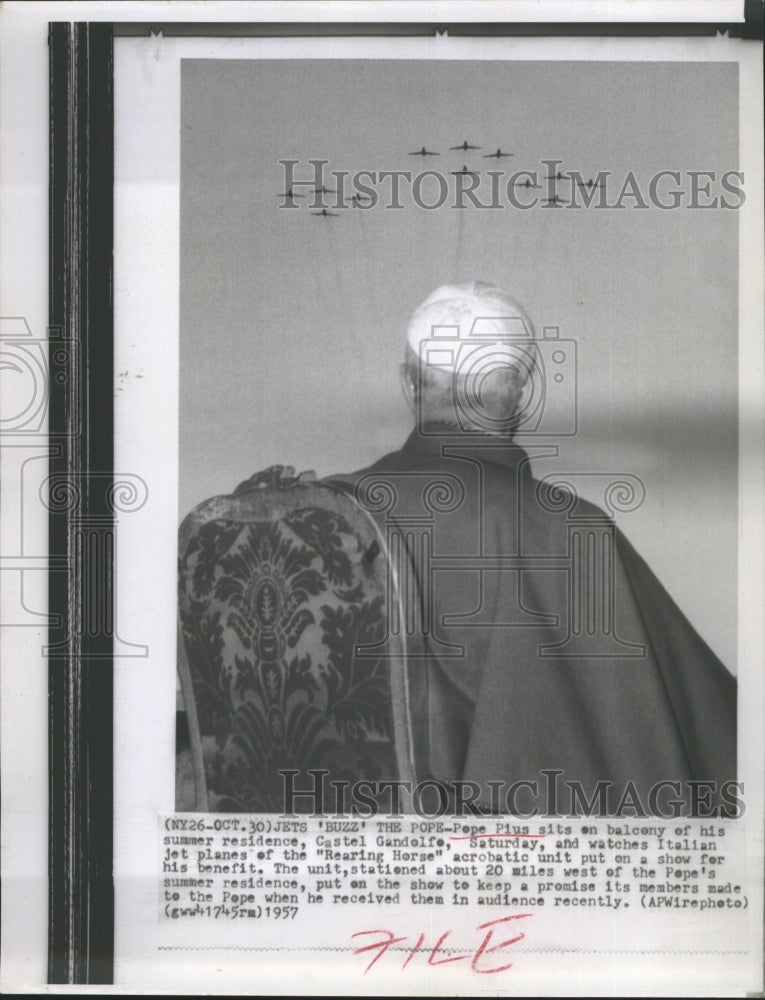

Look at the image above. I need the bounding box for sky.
[179,57,739,667]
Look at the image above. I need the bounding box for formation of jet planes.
[298,140,593,217]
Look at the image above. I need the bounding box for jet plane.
[483,148,515,159]
[346,193,373,207]
[450,140,481,151]
[408,146,439,156]
[540,194,570,206]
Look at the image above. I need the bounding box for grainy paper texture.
[0,1,763,995]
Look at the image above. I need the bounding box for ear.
[399,363,416,415]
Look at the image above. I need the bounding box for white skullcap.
[406,281,535,369]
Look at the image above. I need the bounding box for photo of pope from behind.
[330,280,737,818]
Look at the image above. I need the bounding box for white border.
[0,8,52,991]
[0,0,750,24]
[0,2,761,993]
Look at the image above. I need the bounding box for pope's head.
[401,280,538,434]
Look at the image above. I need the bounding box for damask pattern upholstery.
[177,468,412,812]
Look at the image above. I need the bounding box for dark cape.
[330,428,737,816]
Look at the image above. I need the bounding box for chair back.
[178,474,414,812]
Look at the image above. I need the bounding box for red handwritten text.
[352,913,532,974]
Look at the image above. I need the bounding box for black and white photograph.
[1,1,764,995]
[175,58,740,818]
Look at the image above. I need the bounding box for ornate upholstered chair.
[177,466,414,812]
